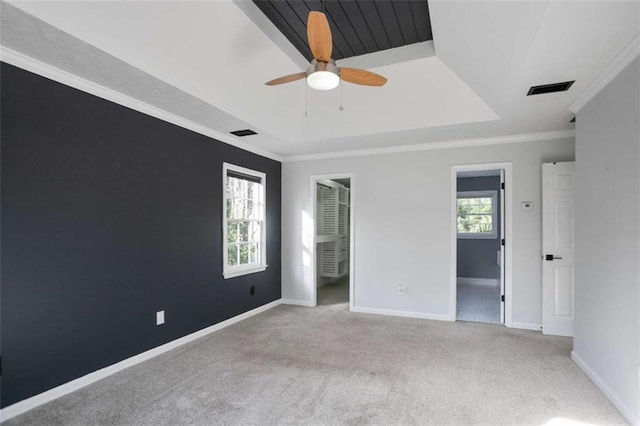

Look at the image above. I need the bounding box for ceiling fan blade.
[265,72,307,86]
[307,11,332,62]
[339,68,388,87]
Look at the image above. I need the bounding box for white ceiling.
[3,1,639,158]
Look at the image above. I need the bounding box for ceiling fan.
[265,10,388,91]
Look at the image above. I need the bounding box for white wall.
[573,58,639,424]
[282,138,575,326]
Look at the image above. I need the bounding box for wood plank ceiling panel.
[253,0,432,61]
[393,1,419,44]
[409,1,432,41]
[355,1,392,52]
[375,1,406,46]
[337,1,379,53]
[325,1,367,57]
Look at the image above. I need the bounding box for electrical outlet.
[156,310,165,325]
[250,285,255,296]
[397,284,405,296]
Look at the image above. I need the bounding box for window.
[457,190,498,239]
[223,163,267,278]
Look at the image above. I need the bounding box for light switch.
[156,310,165,325]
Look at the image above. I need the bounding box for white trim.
[451,162,513,327]
[457,277,499,287]
[280,299,316,307]
[222,265,267,279]
[569,35,640,113]
[0,299,282,423]
[310,173,356,311]
[0,46,282,163]
[222,163,267,279]
[456,190,498,239]
[352,306,451,322]
[348,176,355,311]
[511,322,542,331]
[283,130,575,162]
[571,351,637,425]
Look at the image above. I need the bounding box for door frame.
[310,173,355,310]
[450,162,513,327]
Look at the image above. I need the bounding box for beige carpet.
[6,283,625,425]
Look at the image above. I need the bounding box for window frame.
[456,190,498,240]
[222,163,267,279]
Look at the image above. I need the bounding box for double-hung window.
[456,190,498,239]
[223,163,267,278]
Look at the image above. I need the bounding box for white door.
[542,162,575,337]
[499,170,505,323]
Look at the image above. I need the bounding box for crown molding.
[282,129,576,162]
[569,34,640,114]
[0,46,283,163]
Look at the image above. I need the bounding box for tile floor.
[456,282,501,324]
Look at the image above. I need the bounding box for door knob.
[545,254,563,261]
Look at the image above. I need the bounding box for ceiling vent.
[230,129,257,137]
[526,81,575,96]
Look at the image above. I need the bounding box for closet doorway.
[451,163,513,326]
[311,174,354,310]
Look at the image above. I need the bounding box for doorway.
[311,174,355,309]
[451,163,513,326]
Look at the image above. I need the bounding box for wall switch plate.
[156,310,165,325]
[521,201,534,211]
[397,284,405,296]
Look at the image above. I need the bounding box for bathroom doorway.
[451,163,513,326]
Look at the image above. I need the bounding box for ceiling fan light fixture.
[307,71,340,91]
[306,59,340,91]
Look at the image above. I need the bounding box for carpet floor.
[6,284,625,425]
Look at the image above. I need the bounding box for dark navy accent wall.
[456,176,501,280]
[0,63,281,408]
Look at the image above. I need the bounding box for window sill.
[457,233,498,240]
[223,265,268,279]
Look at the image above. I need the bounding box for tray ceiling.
[252,0,432,61]
[3,1,638,157]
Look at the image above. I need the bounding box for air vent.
[230,129,257,137]
[526,81,575,96]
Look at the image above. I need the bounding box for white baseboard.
[0,299,282,423]
[352,306,451,322]
[457,277,499,287]
[511,322,542,331]
[571,351,637,425]
[281,299,315,307]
